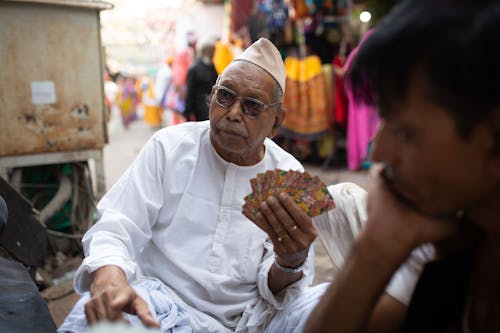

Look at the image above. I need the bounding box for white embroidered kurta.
[74,121,314,332]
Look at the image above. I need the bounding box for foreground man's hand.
[85,265,160,328]
[303,164,459,333]
[365,163,457,251]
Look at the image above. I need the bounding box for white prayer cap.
[233,38,286,93]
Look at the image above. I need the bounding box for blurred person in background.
[117,74,139,129]
[154,56,175,127]
[184,39,218,121]
[140,77,162,130]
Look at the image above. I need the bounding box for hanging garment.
[289,0,309,19]
[213,41,234,75]
[231,0,255,33]
[344,30,380,170]
[282,55,331,139]
[332,55,347,129]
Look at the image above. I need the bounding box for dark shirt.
[403,245,476,333]
[185,59,218,121]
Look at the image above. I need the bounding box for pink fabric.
[344,30,380,170]
[172,48,194,86]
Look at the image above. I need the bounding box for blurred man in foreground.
[305,0,500,332]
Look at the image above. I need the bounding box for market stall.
[225,0,390,169]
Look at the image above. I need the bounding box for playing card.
[243,192,259,220]
[242,169,335,221]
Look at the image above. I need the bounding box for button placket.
[207,166,236,272]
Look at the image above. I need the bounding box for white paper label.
[31,81,56,105]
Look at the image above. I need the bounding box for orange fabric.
[282,56,331,137]
[213,41,234,75]
[290,0,309,19]
[143,85,163,127]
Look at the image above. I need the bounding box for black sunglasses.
[213,85,280,119]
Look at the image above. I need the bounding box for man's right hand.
[85,265,160,328]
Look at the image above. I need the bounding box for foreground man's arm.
[304,165,457,333]
[305,228,411,333]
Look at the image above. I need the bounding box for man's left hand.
[253,192,318,267]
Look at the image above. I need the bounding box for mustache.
[215,122,248,137]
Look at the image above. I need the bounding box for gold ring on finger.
[288,225,298,233]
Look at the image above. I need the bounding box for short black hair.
[348,0,500,138]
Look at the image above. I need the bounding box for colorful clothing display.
[332,55,347,129]
[282,55,331,139]
[345,30,379,170]
[213,41,234,75]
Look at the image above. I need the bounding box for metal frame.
[0,149,105,199]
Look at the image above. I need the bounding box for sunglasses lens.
[242,99,264,118]
[216,88,236,107]
[214,86,269,118]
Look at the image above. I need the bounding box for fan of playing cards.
[242,169,336,221]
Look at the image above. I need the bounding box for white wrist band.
[274,255,307,273]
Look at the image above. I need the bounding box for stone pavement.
[46,119,369,326]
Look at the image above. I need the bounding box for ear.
[268,107,286,139]
[209,86,216,100]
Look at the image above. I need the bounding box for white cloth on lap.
[58,278,191,333]
[59,277,327,333]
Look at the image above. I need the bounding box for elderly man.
[305,0,500,332]
[59,38,324,333]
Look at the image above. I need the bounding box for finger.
[259,199,300,253]
[264,196,302,241]
[132,298,161,328]
[84,300,98,325]
[265,194,309,243]
[102,290,125,321]
[273,194,318,252]
[276,192,316,235]
[249,208,274,235]
[256,211,287,253]
[85,296,111,324]
[259,198,288,238]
